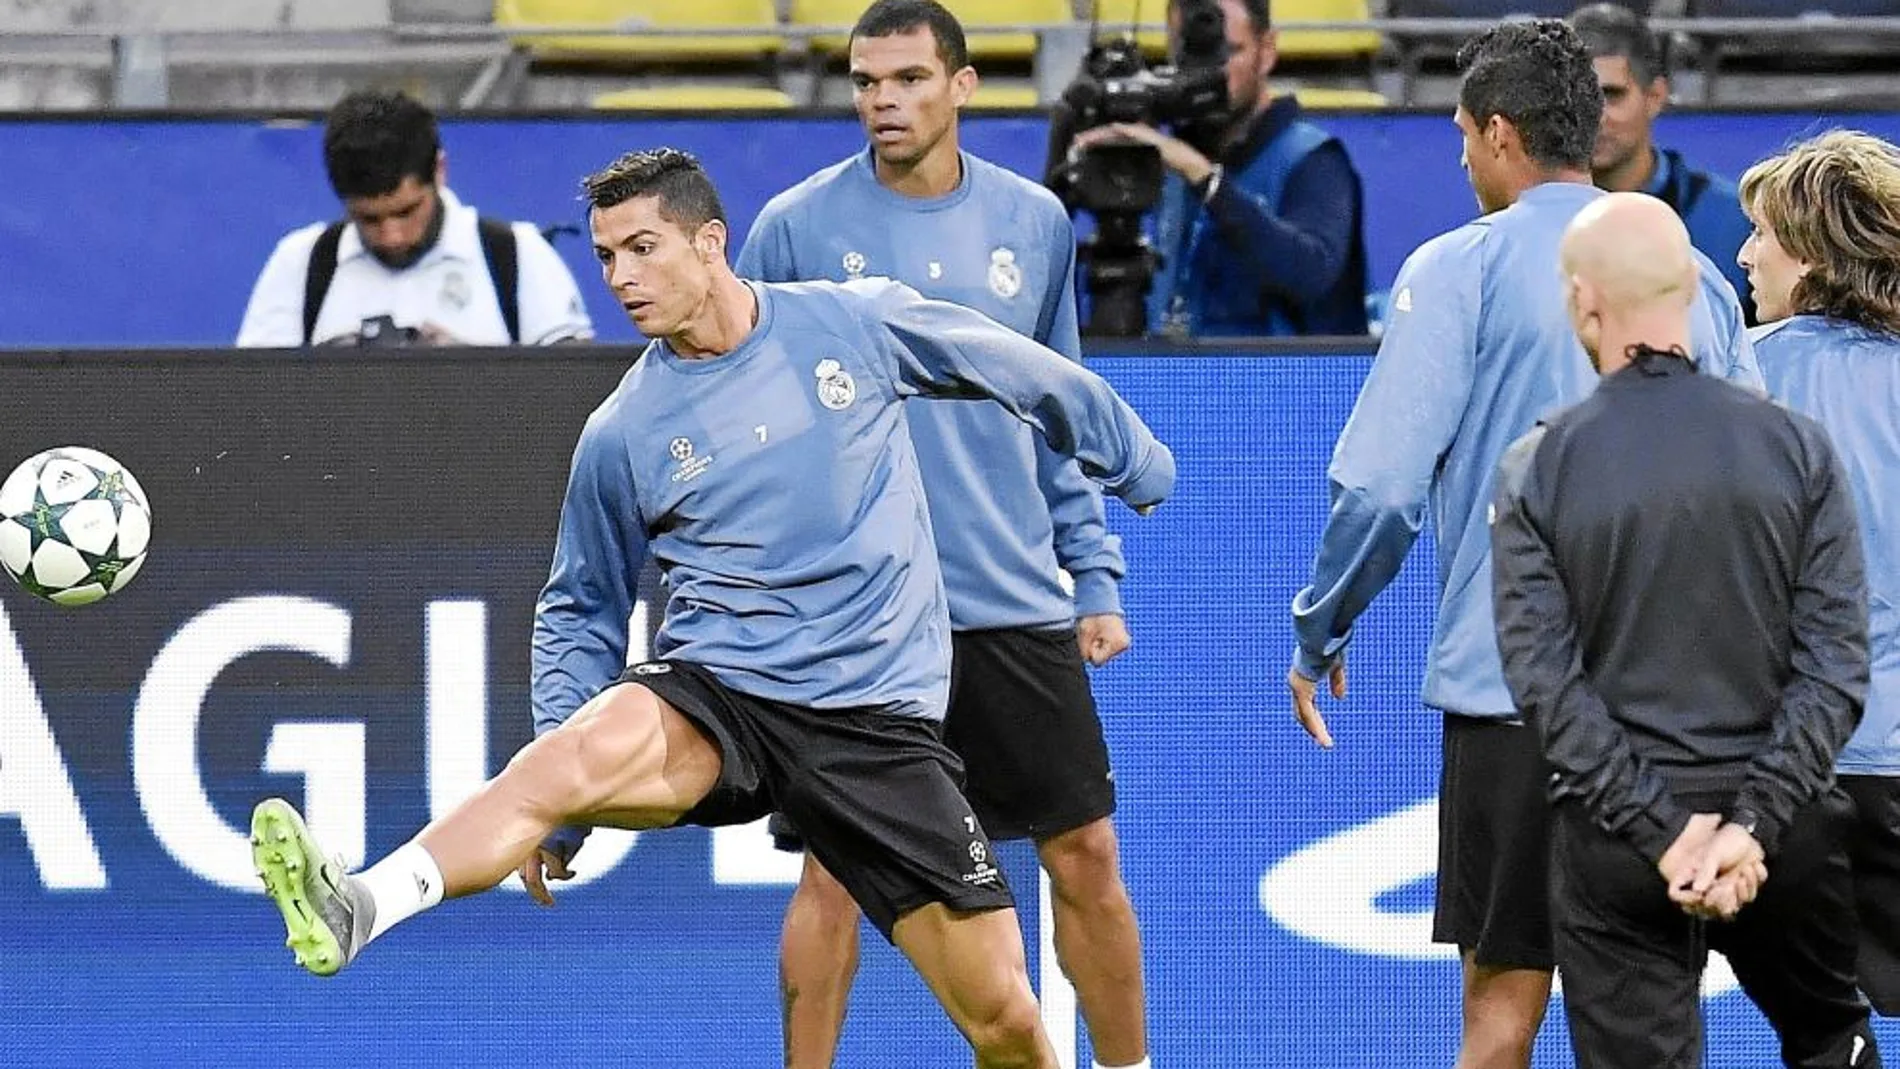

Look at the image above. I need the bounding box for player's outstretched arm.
[1290,236,1477,694]
[854,278,1175,513]
[527,410,650,876]
[1030,226,1129,629]
[531,413,649,738]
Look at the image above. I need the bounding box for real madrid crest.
[988,247,1022,300]
[441,270,471,310]
[814,358,857,411]
[842,251,867,280]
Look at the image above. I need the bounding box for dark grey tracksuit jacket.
[1490,349,1869,862]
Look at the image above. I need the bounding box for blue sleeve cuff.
[542,824,591,865]
[1070,568,1123,619]
[1290,586,1351,679]
[1292,644,1339,681]
[1118,443,1177,512]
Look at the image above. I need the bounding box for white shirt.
[236,187,594,347]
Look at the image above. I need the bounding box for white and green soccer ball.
[0,447,152,606]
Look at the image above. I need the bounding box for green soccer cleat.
[250,798,376,977]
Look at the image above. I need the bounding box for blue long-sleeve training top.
[1757,314,1900,775]
[530,277,1173,732]
[1291,181,1762,719]
[737,148,1126,629]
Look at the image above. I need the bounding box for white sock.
[354,842,445,945]
[1095,1060,1151,1069]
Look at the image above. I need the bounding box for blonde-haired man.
[1744,129,1900,1017]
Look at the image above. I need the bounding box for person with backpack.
[236,89,593,348]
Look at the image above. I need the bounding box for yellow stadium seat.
[1273,0,1383,62]
[1079,0,1382,63]
[791,0,1073,64]
[495,0,783,62]
[785,0,858,58]
[1291,85,1388,109]
[592,84,797,109]
[965,82,1042,109]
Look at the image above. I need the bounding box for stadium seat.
[1379,0,1647,104]
[1085,0,1383,64]
[966,82,1043,108]
[591,84,798,109]
[1273,0,1385,63]
[1291,85,1389,108]
[1686,0,1895,95]
[1384,0,1642,15]
[494,0,784,63]
[791,0,1074,64]
[1692,0,1890,13]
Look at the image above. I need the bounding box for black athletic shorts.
[1432,712,1556,971]
[771,625,1115,850]
[1843,773,1900,1015]
[616,659,1014,940]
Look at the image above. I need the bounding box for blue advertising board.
[4,111,1900,348]
[1,348,1889,1065]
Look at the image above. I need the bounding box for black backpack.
[301,216,520,345]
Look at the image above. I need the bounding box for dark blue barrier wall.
[4,111,1900,348]
[1,348,1892,1065]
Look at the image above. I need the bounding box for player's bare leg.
[416,684,721,892]
[779,853,863,1069]
[252,683,721,975]
[1454,955,1551,1069]
[894,902,1061,1069]
[1036,817,1148,1067]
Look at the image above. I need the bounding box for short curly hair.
[1456,19,1603,173]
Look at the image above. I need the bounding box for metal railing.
[7,16,1890,39]
[1,16,1894,108]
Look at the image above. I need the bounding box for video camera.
[1045,0,1231,337]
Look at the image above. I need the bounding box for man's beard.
[1222,84,1264,147]
[368,195,445,269]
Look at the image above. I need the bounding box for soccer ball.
[0,447,152,606]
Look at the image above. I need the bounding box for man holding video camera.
[236,89,593,348]
[1066,0,1368,338]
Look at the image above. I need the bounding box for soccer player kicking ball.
[736,3,1152,1068]
[250,147,1173,1069]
